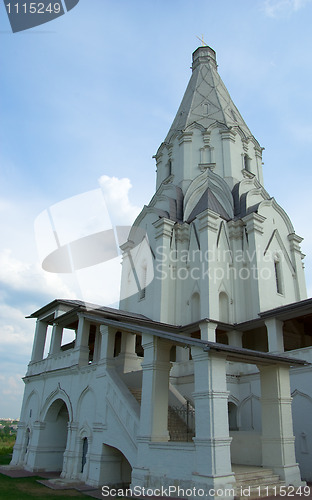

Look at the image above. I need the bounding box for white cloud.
[0,373,24,418]
[263,0,312,17]
[0,173,143,416]
[98,175,141,225]
[0,374,24,398]
[0,303,33,350]
[0,248,75,299]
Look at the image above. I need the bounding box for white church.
[11,46,312,498]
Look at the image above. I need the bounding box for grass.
[0,455,87,500]
[0,435,16,456]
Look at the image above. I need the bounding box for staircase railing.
[169,398,195,442]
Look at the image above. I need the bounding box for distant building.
[11,46,312,498]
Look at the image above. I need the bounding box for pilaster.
[197,209,220,319]
[178,131,193,184]
[228,220,245,323]
[288,233,307,300]
[242,212,266,316]
[220,129,237,179]
[153,218,176,323]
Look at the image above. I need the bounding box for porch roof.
[81,312,308,367]
[27,298,311,367]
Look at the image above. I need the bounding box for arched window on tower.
[139,261,147,300]
[168,160,172,176]
[203,103,209,115]
[274,257,283,295]
[244,154,251,172]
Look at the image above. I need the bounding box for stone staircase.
[129,388,142,404]
[129,388,195,442]
[233,466,285,499]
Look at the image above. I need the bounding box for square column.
[199,319,217,342]
[30,320,48,362]
[92,325,101,363]
[226,330,243,348]
[97,325,115,376]
[75,314,90,366]
[259,364,303,485]
[49,324,63,355]
[138,333,171,442]
[116,331,139,373]
[265,318,284,353]
[191,347,234,495]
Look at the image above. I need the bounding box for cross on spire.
[196,34,208,47]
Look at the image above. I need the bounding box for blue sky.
[1,0,312,418]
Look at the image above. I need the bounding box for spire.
[164,46,252,143]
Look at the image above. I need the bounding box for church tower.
[120,46,307,325]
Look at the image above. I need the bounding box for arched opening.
[219,292,229,323]
[170,345,176,362]
[98,444,132,487]
[81,437,88,473]
[168,159,172,176]
[228,402,238,431]
[37,399,69,471]
[191,292,200,322]
[114,331,121,357]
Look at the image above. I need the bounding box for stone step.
[234,468,285,499]
[235,467,277,478]
[129,388,142,404]
[236,474,282,487]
